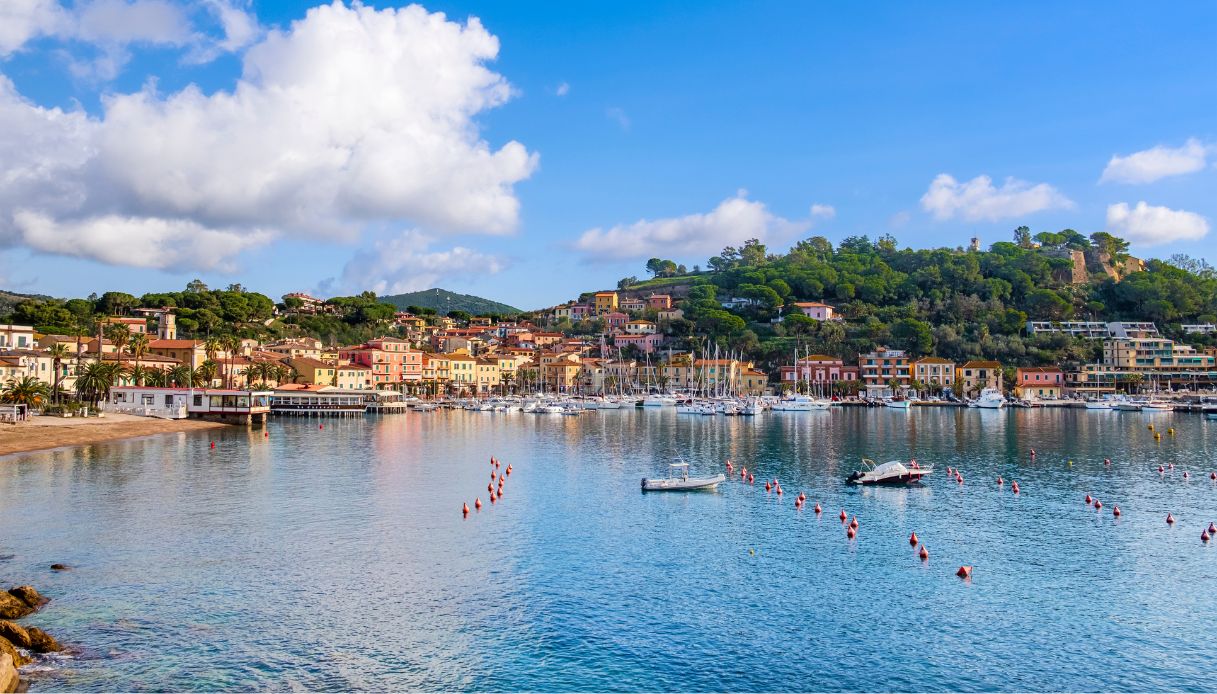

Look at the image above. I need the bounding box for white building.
[0,324,35,350]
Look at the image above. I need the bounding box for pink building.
[647,294,673,310]
[613,332,665,354]
[790,302,836,320]
[603,312,629,331]
[570,304,593,320]
[340,338,422,387]
[779,355,859,385]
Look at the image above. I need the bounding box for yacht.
[884,398,913,409]
[641,463,726,492]
[971,387,1006,409]
[771,394,831,411]
[1141,399,1173,412]
[642,394,678,408]
[846,459,933,486]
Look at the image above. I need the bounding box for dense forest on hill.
[617,228,1217,371]
[380,288,520,316]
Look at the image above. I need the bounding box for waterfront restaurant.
[108,386,272,425]
[270,385,368,416]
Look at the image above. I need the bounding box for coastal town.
[2,280,1216,430]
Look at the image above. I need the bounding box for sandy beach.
[0,413,229,458]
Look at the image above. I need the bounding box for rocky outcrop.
[26,627,61,653]
[0,623,28,651]
[0,653,19,693]
[0,637,26,669]
[0,595,31,621]
[6,587,46,611]
[49,564,70,572]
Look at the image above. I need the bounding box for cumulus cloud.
[0,2,536,272]
[920,173,1073,222]
[341,231,506,294]
[1105,202,1209,246]
[0,0,66,55]
[810,203,835,220]
[1100,138,1210,185]
[573,192,809,262]
[202,0,259,52]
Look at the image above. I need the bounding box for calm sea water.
[2,408,1216,691]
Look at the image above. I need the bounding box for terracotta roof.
[960,360,1002,368]
[149,340,202,349]
[914,357,953,364]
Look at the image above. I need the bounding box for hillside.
[0,289,54,318]
[380,288,520,316]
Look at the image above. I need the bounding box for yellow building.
[541,352,582,391]
[447,353,477,392]
[336,363,371,390]
[593,291,619,316]
[956,360,1003,398]
[475,358,502,394]
[287,357,340,387]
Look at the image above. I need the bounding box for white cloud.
[1105,202,1209,246]
[73,0,192,46]
[1100,138,1210,185]
[202,0,259,52]
[573,192,809,262]
[341,231,505,294]
[920,173,1073,222]
[0,2,536,272]
[555,81,569,97]
[810,203,835,219]
[606,106,629,130]
[0,0,66,55]
[12,210,271,271]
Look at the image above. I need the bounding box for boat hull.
[641,474,726,492]
[846,472,929,486]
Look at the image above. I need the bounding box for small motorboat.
[641,463,726,492]
[846,458,933,486]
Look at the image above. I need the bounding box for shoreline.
[0,414,230,458]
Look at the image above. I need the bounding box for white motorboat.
[1115,400,1143,412]
[884,399,913,409]
[641,463,726,492]
[846,458,933,486]
[1083,400,1113,410]
[642,394,678,408]
[1142,400,1173,412]
[771,394,831,411]
[741,398,763,416]
[971,388,1006,409]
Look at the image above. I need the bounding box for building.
[858,348,911,392]
[0,325,35,350]
[264,339,323,360]
[541,352,582,391]
[1014,367,1065,399]
[446,353,478,392]
[1101,337,1217,387]
[624,319,657,335]
[778,355,859,388]
[911,357,956,390]
[619,297,646,312]
[657,308,684,322]
[593,291,619,315]
[100,316,149,335]
[474,358,502,394]
[647,294,673,310]
[106,386,271,425]
[282,292,327,313]
[613,332,664,354]
[1025,321,1162,339]
[1182,324,1217,335]
[789,302,837,321]
[148,339,210,370]
[270,385,367,416]
[603,312,629,331]
[339,339,422,388]
[956,360,1003,398]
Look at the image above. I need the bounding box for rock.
[49,564,69,572]
[0,653,19,693]
[0,637,27,669]
[0,596,31,621]
[6,587,46,610]
[25,628,60,654]
[0,624,28,651]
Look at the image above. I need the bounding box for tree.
[75,361,123,406]
[617,276,639,289]
[1089,232,1129,260]
[46,342,70,404]
[167,365,194,387]
[2,376,50,408]
[104,323,131,372]
[891,318,934,355]
[221,334,242,388]
[128,333,150,384]
[1013,226,1033,248]
[186,279,208,294]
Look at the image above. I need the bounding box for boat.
[641,463,726,492]
[642,394,677,408]
[846,458,933,486]
[1141,399,1173,412]
[1083,399,1114,410]
[771,394,831,411]
[741,398,763,416]
[884,399,912,409]
[1115,400,1143,412]
[1207,411,1217,421]
[971,387,1006,409]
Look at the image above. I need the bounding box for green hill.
[0,289,54,318]
[380,288,520,316]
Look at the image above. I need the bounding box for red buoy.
[919,546,929,561]
[1209,523,1216,535]
[996,476,1003,486]
[1158,466,1165,474]
[1166,513,1175,525]
[956,566,972,579]
[839,509,847,522]
[462,503,469,516]
[1203,531,1210,543]
[956,474,964,484]
[491,471,496,479]
[814,503,822,515]
[1184,471,1190,479]
[909,532,919,546]
[1113,506,1121,517]
[487,483,492,492]
[474,498,482,510]
[849,516,859,530]
[264,431,269,438]
[748,474,755,484]
[506,466,512,476]
[1085,494,1092,504]
[846,527,856,540]
[776,486,783,496]
[210,441,215,449]
[1094,500,1102,510]
[489,492,496,503]
[765,482,772,492]
[1211,472,1216,481]
[319,424,323,429]
[1012,482,1020,494]
[1104,458,1111,466]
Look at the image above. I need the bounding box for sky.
[0,1,1214,310]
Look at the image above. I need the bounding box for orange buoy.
[776,486,783,496]
[506,466,512,476]
[1012,482,1020,494]
[489,492,496,503]
[491,471,496,479]
[1166,513,1175,525]
[846,527,856,540]
[1085,494,1092,504]
[1113,506,1121,517]
[497,486,504,497]
[814,503,822,515]
[462,503,470,516]
[798,492,805,502]
[919,545,929,561]
[839,509,847,522]
[475,498,482,510]
[909,532,919,546]
[956,566,972,579]
[487,483,493,492]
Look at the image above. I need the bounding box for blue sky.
[0,1,1213,310]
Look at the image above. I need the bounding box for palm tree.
[2,376,51,408]
[221,334,242,389]
[143,369,167,387]
[75,361,121,407]
[104,323,131,372]
[127,365,151,389]
[196,360,219,387]
[46,342,71,404]
[167,365,193,387]
[128,333,151,384]
[245,362,267,387]
[203,337,222,367]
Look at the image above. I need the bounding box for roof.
[914,357,953,364]
[286,357,333,370]
[792,301,832,308]
[148,340,202,349]
[1016,366,1064,373]
[960,360,1002,368]
[627,319,655,325]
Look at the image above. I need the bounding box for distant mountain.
[0,289,53,318]
[379,288,521,316]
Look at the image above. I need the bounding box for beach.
[0,413,228,458]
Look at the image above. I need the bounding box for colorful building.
[911,357,956,389]
[956,360,1003,398]
[1014,367,1064,399]
[859,348,911,391]
[790,302,837,321]
[779,355,859,387]
[593,291,619,315]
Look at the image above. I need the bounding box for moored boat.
[846,458,933,485]
[641,463,726,492]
